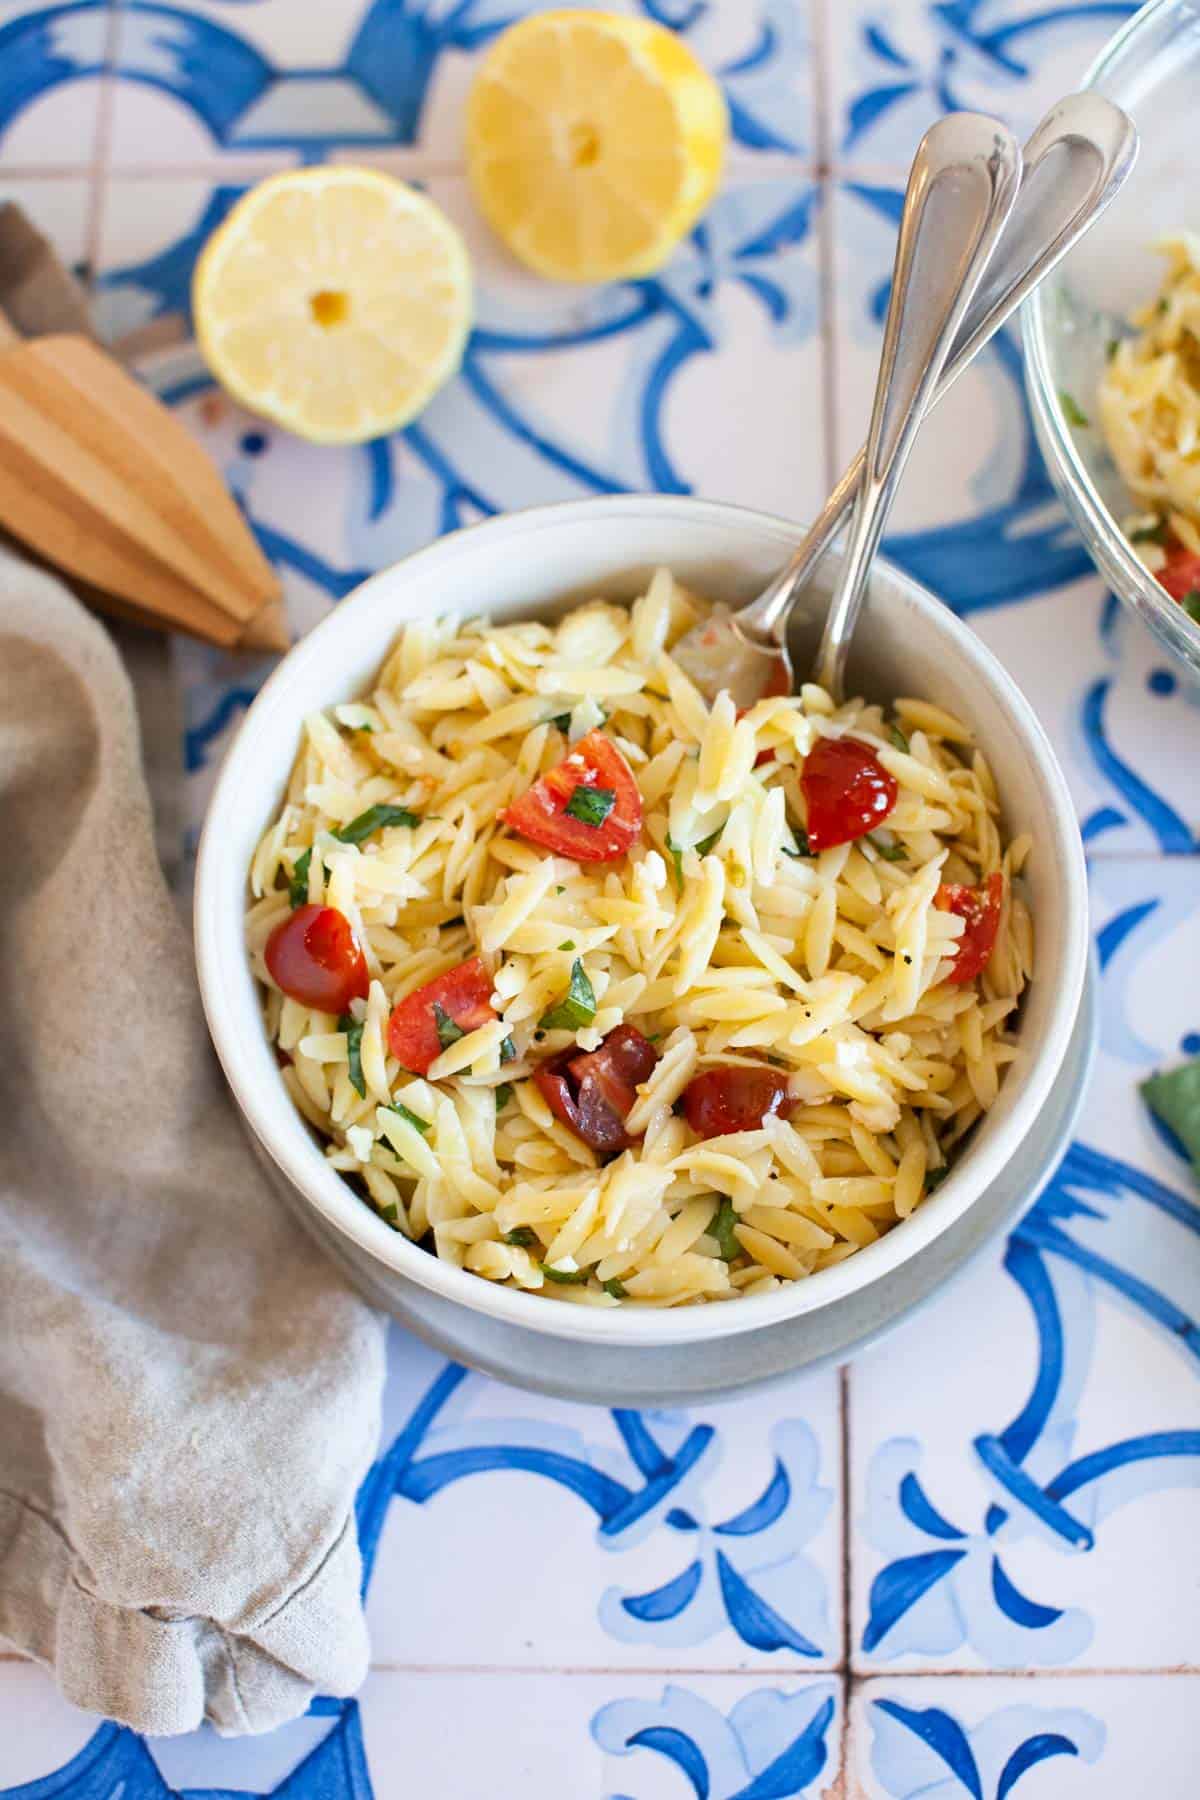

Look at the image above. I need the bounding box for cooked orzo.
[246,570,1033,1308]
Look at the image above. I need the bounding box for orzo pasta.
[246,570,1032,1308]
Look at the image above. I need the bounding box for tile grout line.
[81,0,123,293]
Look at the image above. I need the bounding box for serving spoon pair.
[672,93,1138,710]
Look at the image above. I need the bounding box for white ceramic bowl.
[195,496,1088,1351]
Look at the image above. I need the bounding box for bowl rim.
[1020,0,1200,674]
[195,493,1089,1346]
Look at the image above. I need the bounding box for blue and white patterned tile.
[828,0,1139,171]
[93,165,826,852]
[848,855,1200,1674]
[0,1659,845,1798]
[105,0,815,170]
[0,1,109,169]
[830,177,1200,854]
[362,1328,843,1670]
[849,1673,1199,1798]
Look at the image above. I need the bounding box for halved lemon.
[193,167,471,445]
[466,10,728,284]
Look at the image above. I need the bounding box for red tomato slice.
[801,736,898,850]
[265,904,369,1014]
[1157,540,1200,604]
[534,1023,659,1156]
[681,1065,795,1138]
[505,730,642,863]
[934,871,1004,985]
[387,956,496,1075]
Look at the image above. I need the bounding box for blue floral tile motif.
[360,1345,835,1661]
[100,0,812,163]
[592,1680,838,1799]
[866,1692,1104,1799]
[0,2,109,163]
[831,1,1138,167]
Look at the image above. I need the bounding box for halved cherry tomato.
[934,871,1004,985]
[265,904,369,1014]
[682,1065,795,1138]
[504,730,642,863]
[534,1023,659,1156]
[387,955,496,1075]
[801,736,897,850]
[1156,540,1200,604]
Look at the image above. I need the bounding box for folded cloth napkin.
[0,550,386,1735]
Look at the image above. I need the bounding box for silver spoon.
[674,92,1137,707]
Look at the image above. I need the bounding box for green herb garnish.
[709,1197,741,1262]
[1059,390,1090,428]
[339,1014,366,1098]
[925,1165,949,1193]
[558,940,576,952]
[1106,337,1120,363]
[1158,295,1170,315]
[539,958,597,1031]
[695,826,723,856]
[1131,517,1169,546]
[355,721,375,734]
[1142,1058,1200,1183]
[504,1226,538,1248]
[603,1277,628,1299]
[288,846,312,909]
[495,1083,514,1114]
[1182,590,1200,622]
[432,1002,466,1051]
[867,832,907,863]
[889,725,910,754]
[500,1035,517,1063]
[549,711,572,732]
[564,784,616,828]
[334,803,420,845]
[555,885,566,895]
[541,1263,588,1284]
[383,1101,431,1135]
[666,834,684,891]
[782,827,813,858]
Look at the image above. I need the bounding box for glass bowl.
[1022,0,1200,679]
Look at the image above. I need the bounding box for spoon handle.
[738,93,1137,659]
[813,112,1021,698]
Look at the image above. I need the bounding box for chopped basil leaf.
[549,711,572,732]
[782,827,813,858]
[432,1002,465,1051]
[539,958,597,1031]
[1106,337,1120,362]
[889,725,910,754]
[334,803,419,845]
[375,1197,401,1228]
[1058,390,1090,428]
[665,834,684,891]
[564,784,616,828]
[500,1035,516,1063]
[1142,1058,1200,1182]
[504,1226,538,1248]
[383,1101,431,1135]
[695,826,723,856]
[494,1083,514,1114]
[1158,294,1170,315]
[1182,590,1200,623]
[541,1263,588,1284]
[867,832,907,863]
[710,1197,741,1262]
[558,940,576,952]
[925,1165,949,1192]
[555,885,565,895]
[338,1014,366,1098]
[288,846,312,909]
[603,1277,628,1299]
[355,721,374,734]
[1130,517,1169,545]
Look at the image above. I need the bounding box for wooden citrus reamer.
[0,302,288,652]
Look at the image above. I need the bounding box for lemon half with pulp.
[193,167,471,445]
[467,10,728,284]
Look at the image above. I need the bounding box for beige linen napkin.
[0,550,386,1735]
